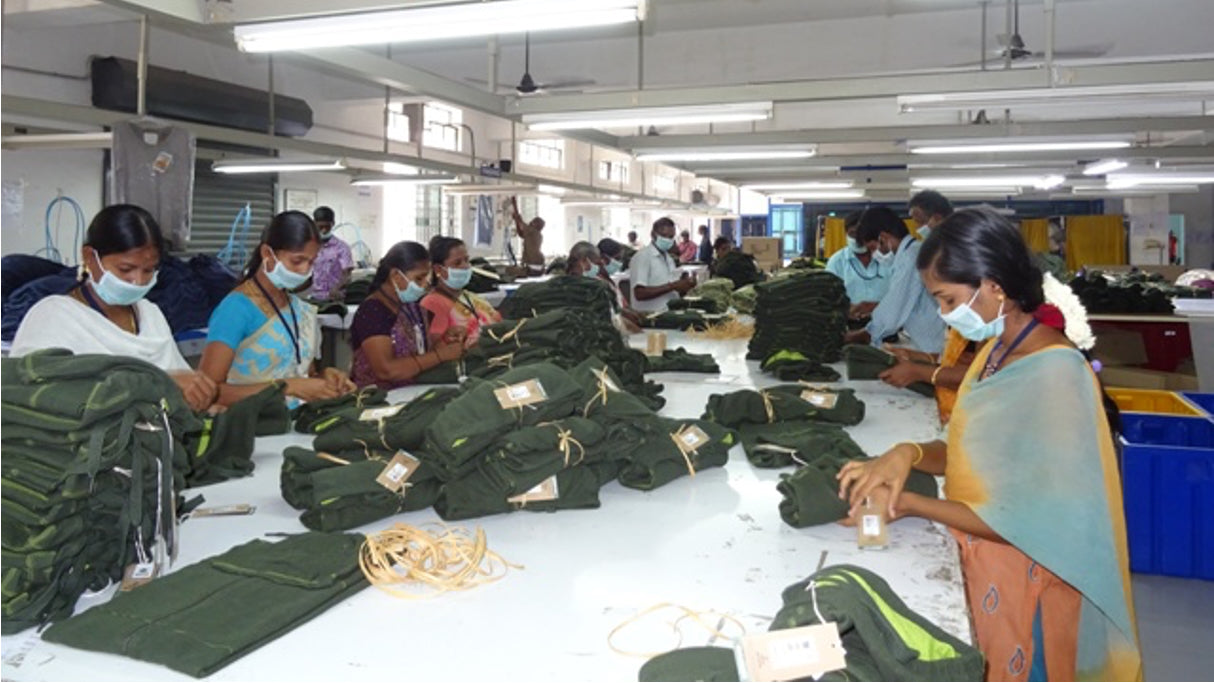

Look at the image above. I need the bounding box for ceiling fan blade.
[536,78,597,90]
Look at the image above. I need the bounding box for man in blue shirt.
[825,211,889,319]
[909,189,952,240]
[842,207,945,354]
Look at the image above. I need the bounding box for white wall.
[278,171,384,259]
[1170,186,1214,269]
[1125,195,1170,266]
[1,148,105,259]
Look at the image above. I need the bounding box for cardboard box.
[1101,366,1200,391]
[1091,327,1149,367]
[742,237,782,272]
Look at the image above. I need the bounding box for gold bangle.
[898,442,925,466]
[930,365,943,385]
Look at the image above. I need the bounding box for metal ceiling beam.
[619,116,1214,150]
[507,59,1214,115]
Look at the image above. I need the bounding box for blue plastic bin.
[1182,392,1214,418]
[1120,413,1214,580]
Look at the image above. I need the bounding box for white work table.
[0,332,969,682]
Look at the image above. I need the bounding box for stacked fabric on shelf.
[842,344,935,398]
[1069,269,1211,314]
[41,532,369,678]
[644,347,720,374]
[747,271,849,362]
[497,275,617,320]
[1,350,198,633]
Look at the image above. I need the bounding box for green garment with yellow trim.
[309,386,461,458]
[290,386,387,434]
[183,384,287,487]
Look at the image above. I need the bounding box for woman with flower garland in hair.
[838,208,1140,681]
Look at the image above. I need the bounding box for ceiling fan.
[952,0,1112,67]
[466,32,596,95]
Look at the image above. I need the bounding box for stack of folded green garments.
[778,459,938,528]
[497,275,617,320]
[280,447,442,531]
[747,271,850,362]
[760,349,841,382]
[291,386,388,434]
[616,417,738,491]
[688,278,736,312]
[644,347,720,374]
[41,532,369,678]
[310,386,462,459]
[666,297,721,314]
[729,284,757,314]
[1,350,198,633]
[703,385,865,428]
[182,384,287,487]
[842,344,935,398]
[641,309,715,331]
[736,420,866,468]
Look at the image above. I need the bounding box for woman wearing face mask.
[348,241,465,389]
[420,236,501,348]
[200,210,355,406]
[838,208,1140,682]
[11,204,218,412]
[825,210,890,320]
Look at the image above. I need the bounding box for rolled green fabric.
[41,532,369,678]
[477,418,607,493]
[617,417,738,491]
[703,385,865,428]
[842,344,936,398]
[770,565,985,681]
[644,347,721,374]
[640,310,714,331]
[291,386,388,434]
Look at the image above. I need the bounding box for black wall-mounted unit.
[90,56,313,138]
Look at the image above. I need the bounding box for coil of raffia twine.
[358,522,521,598]
[687,318,754,340]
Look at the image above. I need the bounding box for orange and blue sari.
[945,341,1141,681]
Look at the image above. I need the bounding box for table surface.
[0,333,969,682]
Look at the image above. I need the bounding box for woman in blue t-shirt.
[199,210,355,406]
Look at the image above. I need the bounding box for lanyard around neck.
[252,276,301,365]
[79,283,140,335]
[983,318,1039,379]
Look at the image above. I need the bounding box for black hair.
[713,236,733,249]
[627,231,638,240]
[652,217,676,234]
[313,206,335,223]
[428,235,466,267]
[856,206,908,243]
[909,190,953,219]
[698,225,709,234]
[243,210,320,281]
[85,204,166,259]
[597,238,623,259]
[916,207,1044,313]
[566,241,600,274]
[370,241,429,291]
[843,210,863,231]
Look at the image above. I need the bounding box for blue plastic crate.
[1120,413,1214,580]
[1182,392,1214,418]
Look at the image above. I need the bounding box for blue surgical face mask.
[582,261,601,279]
[265,254,311,290]
[939,288,1005,342]
[320,232,334,242]
[847,236,868,254]
[917,225,932,239]
[654,235,675,251]
[442,266,472,291]
[394,272,427,303]
[90,252,157,306]
[604,258,622,275]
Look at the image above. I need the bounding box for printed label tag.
[800,390,839,409]
[677,425,711,450]
[735,623,846,682]
[507,475,559,504]
[360,404,405,421]
[861,514,882,537]
[494,379,548,409]
[152,151,174,173]
[191,504,257,517]
[375,451,421,492]
[120,561,159,591]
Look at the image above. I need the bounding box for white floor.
[1132,573,1214,681]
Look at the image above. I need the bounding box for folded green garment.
[729,284,757,314]
[641,310,715,331]
[842,344,935,398]
[572,356,660,423]
[703,385,865,428]
[184,384,288,487]
[477,417,607,492]
[434,465,602,521]
[291,386,388,434]
[280,447,441,531]
[638,646,739,682]
[310,386,461,456]
[777,462,939,528]
[689,278,736,313]
[497,275,618,320]
[737,420,866,469]
[413,360,466,384]
[616,417,738,491]
[41,532,369,678]
[760,349,841,383]
[772,565,984,681]
[666,297,721,314]
[747,271,850,364]
[644,347,720,374]
[254,386,292,437]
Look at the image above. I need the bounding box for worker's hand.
[622,309,645,333]
[285,377,343,402]
[843,329,872,345]
[836,444,917,518]
[434,340,465,362]
[322,367,357,395]
[849,302,878,320]
[883,344,935,364]
[672,278,696,295]
[171,371,218,412]
[878,360,930,388]
[443,327,469,347]
[836,486,902,527]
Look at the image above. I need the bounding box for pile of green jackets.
[843,344,935,398]
[747,271,850,362]
[497,275,617,320]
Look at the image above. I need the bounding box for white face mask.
[872,249,893,265]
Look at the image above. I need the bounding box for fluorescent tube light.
[913,176,1068,189]
[1082,159,1129,176]
[524,102,771,131]
[772,190,867,200]
[911,141,1131,154]
[350,174,458,186]
[212,159,345,174]
[235,0,644,52]
[1073,185,1200,195]
[897,81,1214,112]
[636,150,814,162]
[742,181,853,191]
[1107,174,1214,188]
[537,184,568,196]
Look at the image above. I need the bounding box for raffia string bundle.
[358,522,521,598]
[687,318,754,340]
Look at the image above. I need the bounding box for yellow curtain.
[1020,219,1050,253]
[823,217,847,257]
[1066,215,1126,271]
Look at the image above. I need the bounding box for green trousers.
[435,465,602,521]
[310,387,461,457]
[184,384,288,487]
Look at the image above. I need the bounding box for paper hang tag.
[507,475,559,504]
[734,623,847,682]
[375,451,421,493]
[494,378,548,410]
[152,151,174,173]
[800,390,839,410]
[120,561,159,592]
[676,425,711,451]
[191,503,257,517]
[360,403,405,421]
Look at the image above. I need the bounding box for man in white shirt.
[628,217,695,313]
